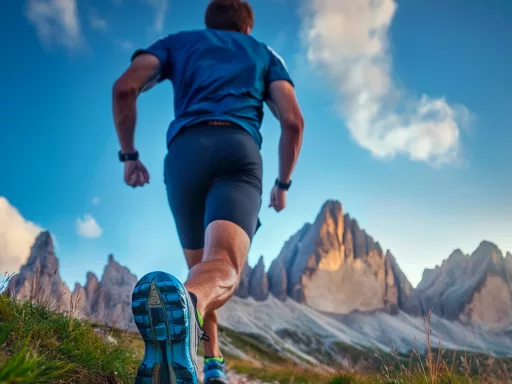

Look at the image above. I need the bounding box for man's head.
[205,0,254,34]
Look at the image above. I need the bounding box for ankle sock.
[204,356,225,364]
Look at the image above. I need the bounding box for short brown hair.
[205,0,254,33]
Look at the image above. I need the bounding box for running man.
[112,0,304,383]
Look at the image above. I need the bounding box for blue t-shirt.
[132,29,294,149]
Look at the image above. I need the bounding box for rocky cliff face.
[8,231,72,312]
[416,242,512,329]
[249,256,269,301]
[74,254,138,329]
[240,201,422,316]
[235,260,253,299]
[269,201,422,315]
[8,232,138,329]
[235,256,269,301]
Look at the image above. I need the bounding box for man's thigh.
[164,149,208,250]
[205,178,262,245]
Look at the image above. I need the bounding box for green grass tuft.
[0,292,139,383]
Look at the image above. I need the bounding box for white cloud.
[116,39,135,52]
[88,9,107,32]
[301,0,473,166]
[92,196,101,205]
[143,0,168,32]
[0,197,42,275]
[26,0,83,48]
[76,214,103,238]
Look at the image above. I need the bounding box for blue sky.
[1,0,511,289]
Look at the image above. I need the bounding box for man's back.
[133,28,292,148]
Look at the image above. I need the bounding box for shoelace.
[201,333,211,342]
[197,330,211,350]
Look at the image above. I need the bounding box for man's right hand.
[124,160,150,188]
[269,185,287,212]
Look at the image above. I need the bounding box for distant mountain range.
[235,201,512,331]
[7,200,512,362]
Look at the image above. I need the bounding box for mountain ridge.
[7,199,512,359]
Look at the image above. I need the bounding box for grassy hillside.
[0,291,138,383]
[0,292,510,384]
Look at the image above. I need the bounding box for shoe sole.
[131,271,198,384]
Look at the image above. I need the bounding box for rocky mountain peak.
[101,254,137,289]
[86,271,99,284]
[417,241,512,329]
[473,241,502,263]
[23,231,57,271]
[249,256,269,301]
[9,235,139,330]
[235,260,252,299]
[236,256,269,301]
[8,230,71,312]
[444,249,467,265]
[265,201,422,316]
[81,254,138,329]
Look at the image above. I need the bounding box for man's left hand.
[268,185,287,212]
[124,160,150,188]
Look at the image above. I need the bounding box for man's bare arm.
[112,54,161,153]
[267,80,304,184]
[266,99,280,120]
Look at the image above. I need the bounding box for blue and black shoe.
[204,357,229,384]
[131,271,205,384]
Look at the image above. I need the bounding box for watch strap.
[118,150,139,162]
[275,178,292,191]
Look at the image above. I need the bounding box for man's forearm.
[113,86,138,153]
[278,122,304,183]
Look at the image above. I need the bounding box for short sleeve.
[131,35,174,81]
[265,46,294,88]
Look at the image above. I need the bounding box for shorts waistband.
[169,120,246,148]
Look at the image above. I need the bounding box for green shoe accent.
[204,356,224,364]
[196,308,204,327]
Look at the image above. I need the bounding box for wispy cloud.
[115,39,135,52]
[0,197,41,275]
[88,9,107,32]
[92,196,101,205]
[26,0,83,49]
[143,0,168,32]
[76,214,103,238]
[301,0,473,166]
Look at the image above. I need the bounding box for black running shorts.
[164,122,263,250]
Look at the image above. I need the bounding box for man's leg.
[202,311,221,357]
[144,124,261,383]
[183,249,222,358]
[185,220,250,318]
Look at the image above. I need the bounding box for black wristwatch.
[118,150,139,162]
[275,178,292,191]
